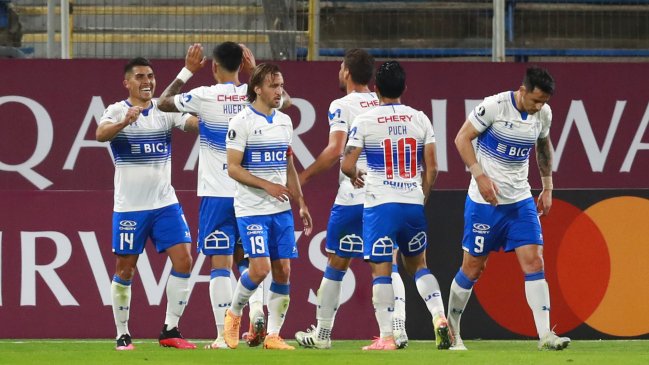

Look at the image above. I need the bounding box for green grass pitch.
[1,339,647,365]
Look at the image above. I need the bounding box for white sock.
[267,282,290,335]
[414,269,445,317]
[249,281,264,321]
[316,265,346,334]
[230,271,259,316]
[111,277,131,338]
[524,274,551,339]
[210,269,232,338]
[447,272,475,338]
[391,265,406,323]
[372,277,394,338]
[164,271,190,329]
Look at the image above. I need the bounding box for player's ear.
[122,79,128,89]
[212,61,218,75]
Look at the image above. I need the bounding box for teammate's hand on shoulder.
[185,43,206,73]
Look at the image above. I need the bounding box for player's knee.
[461,261,485,281]
[521,256,544,273]
[172,254,193,273]
[115,266,136,281]
[272,265,291,283]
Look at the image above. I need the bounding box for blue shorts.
[325,204,364,258]
[112,203,192,255]
[237,210,297,260]
[462,196,543,256]
[197,197,239,256]
[363,203,427,263]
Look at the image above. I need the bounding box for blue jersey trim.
[249,105,276,124]
[510,91,528,120]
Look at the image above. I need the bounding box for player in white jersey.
[447,66,570,351]
[341,61,451,351]
[96,57,198,351]
[223,64,312,350]
[158,42,271,349]
[294,49,410,349]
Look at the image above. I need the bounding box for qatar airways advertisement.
[0,60,647,339]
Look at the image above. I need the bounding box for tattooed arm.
[535,135,554,216]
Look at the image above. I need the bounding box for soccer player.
[447,66,570,351]
[96,57,198,351]
[294,49,410,349]
[341,61,451,351]
[157,42,269,349]
[224,63,313,350]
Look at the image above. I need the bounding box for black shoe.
[159,325,183,340]
[159,325,197,349]
[116,334,134,350]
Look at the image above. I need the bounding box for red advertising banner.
[1,60,648,340]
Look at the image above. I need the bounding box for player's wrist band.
[469,163,484,178]
[176,67,193,83]
[542,176,553,190]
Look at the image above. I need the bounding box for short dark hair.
[247,63,281,103]
[523,66,555,95]
[124,57,152,76]
[344,48,374,85]
[213,42,243,73]
[375,61,405,99]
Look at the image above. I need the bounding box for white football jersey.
[226,106,293,217]
[101,100,187,212]
[174,83,248,197]
[467,91,552,204]
[328,92,379,206]
[347,104,436,208]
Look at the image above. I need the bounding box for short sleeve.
[538,105,552,139]
[174,86,206,114]
[346,115,365,148]
[419,111,436,144]
[100,103,123,124]
[468,97,498,133]
[226,113,249,152]
[328,99,350,134]
[170,112,191,131]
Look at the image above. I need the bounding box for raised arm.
[287,153,313,235]
[96,106,141,142]
[535,135,554,216]
[299,131,347,186]
[455,119,499,206]
[158,43,206,112]
[422,142,439,205]
[226,148,291,202]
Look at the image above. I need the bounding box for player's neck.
[380,97,401,105]
[347,83,371,94]
[251,100,273,115]
[513,90,524,112]
[216,71,241,86]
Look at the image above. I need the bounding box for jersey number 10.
[381,137,418,180]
